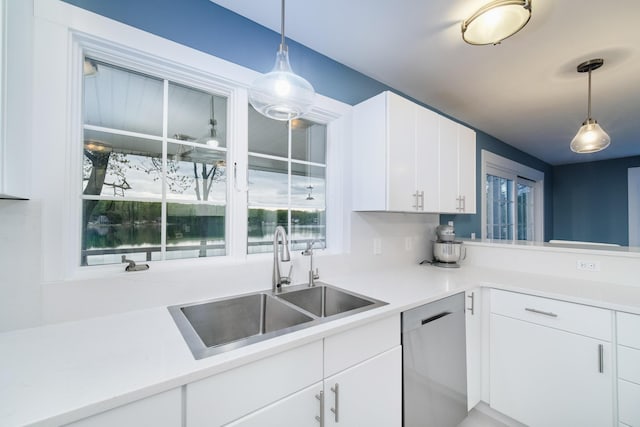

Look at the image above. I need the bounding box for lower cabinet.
[65,388,182,427]
[323,346,401,426]
[617,312,640,427]
[186,314,401,426]
[226,382,324,427]
[489,289,614,427]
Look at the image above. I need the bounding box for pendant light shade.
[462,0,532,45]
[249,0,315,121]
[570,58,610,154]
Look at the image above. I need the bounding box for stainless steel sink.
[168,293,314,359]
[169,283,387,360]
[276,283,386,318]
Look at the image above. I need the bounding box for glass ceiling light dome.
[249,0,315,121]
[570,58,611,154]
[462,0,532,45]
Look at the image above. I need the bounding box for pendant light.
[248,0,315,121]
[462,0,532,45]
[570,58,611,154]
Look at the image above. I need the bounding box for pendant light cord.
[280,0,287,52]
[587,69,592,120]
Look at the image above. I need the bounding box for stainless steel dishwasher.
[402,292,467,427]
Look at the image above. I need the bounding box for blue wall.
[62,0,554,240]
[553,156,640,246]
[442,132,554,241]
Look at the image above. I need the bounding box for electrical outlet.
[373,238,382,255]
[577,260,601,271]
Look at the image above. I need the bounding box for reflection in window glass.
[81,56,227,266]
[247,105,327,254]
[81,200,162,266]
[83,59,163,135]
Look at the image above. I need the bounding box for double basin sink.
[169,283,387,360]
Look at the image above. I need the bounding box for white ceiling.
[212,0,640,166]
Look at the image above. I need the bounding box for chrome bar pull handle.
[315,390,324,426]
[525,307,558,318]
[467,292,475,315]
[412,192,419,210]
[330,383,339,422]
[598,344,604,373]
[461,195,466,212]
[418,190,425,211]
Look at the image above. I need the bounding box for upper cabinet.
[0,0,32,199]
[352,91,475,213]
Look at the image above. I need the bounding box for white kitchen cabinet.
[65,388,182,427]
[439,116,476,213]
[465,288,483,411]
[352,91,475,213]
[186,315,401,427]
[323,346,402,426]
[186,340,323,426]
[617,312,640,427]
[352,91,438,212]
[489,290,614,427]
[226,382,323,427]
[0,0,31,199]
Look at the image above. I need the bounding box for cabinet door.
[387,93,418,211]
[324,346,401,427]
[438,116,459,213]
[465,289,482,411]
[457,125,476,213]
[490,314,613,427]
[227,382,323,427]
[65,388,181,427]
[415,106,440,212]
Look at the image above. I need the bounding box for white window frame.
[33,0,350,281]
[481,150,544,242]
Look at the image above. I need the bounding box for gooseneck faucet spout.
[272,226,292,293]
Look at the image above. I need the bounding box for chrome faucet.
[272,226,292,293]
[302,240,320,287]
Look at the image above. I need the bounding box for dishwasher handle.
[421,311,452,325]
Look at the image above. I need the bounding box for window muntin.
[81,57,227,266]
[247,106,327,254]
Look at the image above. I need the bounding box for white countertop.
[2,264,640,426]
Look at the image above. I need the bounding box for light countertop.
[2,264,640,426]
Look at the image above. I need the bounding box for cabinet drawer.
[619,379,640,426]
[619,345,640,384]
[186,340,323,427]
[324,314,400,377]
[618,312,640,349]
[490,289,612,341]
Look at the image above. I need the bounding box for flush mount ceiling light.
[248,0,315,121]
[461,0,532,45]
[570,58,611,154]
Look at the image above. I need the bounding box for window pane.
[248,209,288,254]
[248,105,288,157]
[168,84,227,149]
[290,209,326,251]
[83,129,162,198]
[291,120,326,164]
[166,203,225,259]
[517,182,535,240]
[82,200,162,266]
[84,58,163,135]
[486,174,514,240]
[248,156,288,207]
[291,163,325,209]
[167,142,226,203]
